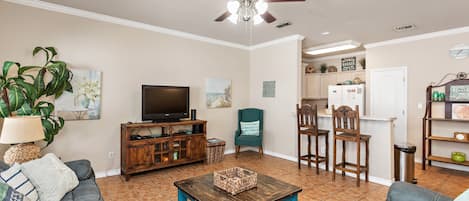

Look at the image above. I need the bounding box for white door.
[370,67,407,144]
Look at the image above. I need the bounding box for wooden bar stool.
[331,105,370,187]
[296,104,329,174]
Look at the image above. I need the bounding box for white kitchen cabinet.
[303,74,320,98]
[320,74,337,99]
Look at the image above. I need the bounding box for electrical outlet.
[108,152,115,159]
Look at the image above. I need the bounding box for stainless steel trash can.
[394,144,417,184]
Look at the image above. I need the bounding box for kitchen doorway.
[369,67,408,144]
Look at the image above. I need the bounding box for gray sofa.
[0,159,103,201]
[387,182,452,201]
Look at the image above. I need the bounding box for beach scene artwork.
[55,69,102,120]
[206,78,232,108]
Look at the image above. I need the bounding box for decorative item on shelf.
[1,47,72,146]
[352,77,363,84]
[457,72,468,80]
[454,132,469,141]
[359,58,366,69]
[213,167,257,195]
[432,91,446,102]
[305,64,316,74]
[449,84,469,102]
[320,63,327,73]
[0,116,45,165]
[452,104,469,120]
[341,56,357,71]
[451,152,466,163]
[342,80,353,85]
[327,65,338,72]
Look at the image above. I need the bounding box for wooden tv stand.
[121,120,207,181]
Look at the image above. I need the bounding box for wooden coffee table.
[174,171,302,201]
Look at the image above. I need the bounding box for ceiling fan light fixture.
[305,40,361,55]
[228,14,239,24]
[255,0,268,14]
[227,0,240,14]
[253,15,264,25]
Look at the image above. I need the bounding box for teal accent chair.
[234,108,264,158]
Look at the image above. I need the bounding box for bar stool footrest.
[300,154,327,163]
[335,162,368,173]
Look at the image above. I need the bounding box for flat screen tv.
[142,85,189,122]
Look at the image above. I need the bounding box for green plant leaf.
[16,102,32,115]
[0,99,9,118]
[33,47,49,64]
[13,78,37,102]
[64,81,73,93]
[2,61,20,78]
[34,68,46,97]
[41,118,54,145]
[7,86,25,111]
[35,101,54,117]
[18,66,41,75]
[45,47,57,59]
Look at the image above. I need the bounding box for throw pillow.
[20,153,79,201]
[240,121,260,136]
[0,164,38,201]
[455,189,469,201]
[0,182,30,201]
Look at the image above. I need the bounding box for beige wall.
[0,1,250,173]
[249,39,303,157]
[366,32,469,171]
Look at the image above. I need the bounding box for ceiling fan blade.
[260,12,276,23]
[264,0,305,2]
[214,11,231,22]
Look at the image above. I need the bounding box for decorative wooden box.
[213,167,257,195]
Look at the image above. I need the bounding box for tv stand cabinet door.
[127,144,154,170]
[190,135,206,161]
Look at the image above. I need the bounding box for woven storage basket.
[213,167,257,195]
[206,138,225,164]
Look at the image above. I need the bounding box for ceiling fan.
[215,0,305,25]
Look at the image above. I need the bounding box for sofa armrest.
[65,160,95,181]
[235,130,241,137]
[387,182,452,201]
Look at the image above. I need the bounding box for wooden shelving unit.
[422,78,469,170]
[121,120,207,180]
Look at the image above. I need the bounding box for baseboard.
[415,159,469,172]
[95,148,393,186]
[95,168,121,179]
[261,149,393,186]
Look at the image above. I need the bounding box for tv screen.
[142,85,189,122]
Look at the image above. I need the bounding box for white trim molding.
[249,35,305,50]
[4,0,251,50]
[3,0,303,51]
[364,26,469,49]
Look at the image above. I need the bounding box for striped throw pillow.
[0,182,30,201]
[240,121,260,136]
[0,164,38,201]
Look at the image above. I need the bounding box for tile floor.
[96,151,469,201]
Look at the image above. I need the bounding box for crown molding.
[249,34,305,50]
[4,0,251,50]
[364,26,469,49]
[303,51,366,63]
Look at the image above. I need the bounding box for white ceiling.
[42,0,469,48]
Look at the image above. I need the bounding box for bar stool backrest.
[331,105,360,138]
[296,104,319,133]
